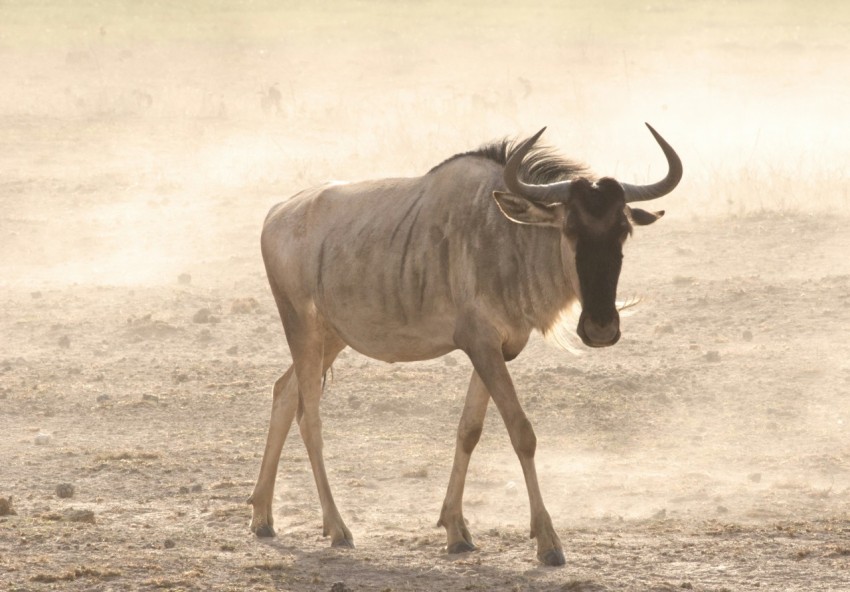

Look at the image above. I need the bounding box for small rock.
[96,394,111,403]
[0,497,16,516]
[190,483,203,493]
[192,308,218,324]
[443,355,458,367]
[64,509,95,524]
[505,480,518,496]
[142,394,160,403]
[716,505,729,514]
[748,473,762,483]
[348,395,361,410]
[403,468,428,479]
[330,583,351,592]
[226,345,238,356]
[55,483,75,499]
[164,538,176,549]
[743,330,753,342]
[177,273,192,285]
[31,291,43,299]
[230,297,259,314]
[197,329,213,343]
[178,486,190,494]
[651,508,667,520]
[34,433,51,445]
[655,323,675,335]
[704,351,721,363]
[172,372,189,384]
[58,335,71,349]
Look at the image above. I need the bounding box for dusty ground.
[4,202,850,592]
[2,2,849,591]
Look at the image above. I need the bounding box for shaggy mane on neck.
[428,135,590,187]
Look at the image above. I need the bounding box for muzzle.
[577,311,620,348]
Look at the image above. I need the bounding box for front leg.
[454,314,565,567]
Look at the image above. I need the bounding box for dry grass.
[30,565,121,583]
[248,561,292,572]
[94,451,160,462]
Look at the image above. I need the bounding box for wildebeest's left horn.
[621,123,682,203]
[503,127,573,203]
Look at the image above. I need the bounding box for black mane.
[428,135,590,185]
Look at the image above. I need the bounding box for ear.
[493,191,564,227]
[627,207,665,226]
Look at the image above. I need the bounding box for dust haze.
[1,2,848,590]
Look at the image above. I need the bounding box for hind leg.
[248,336,346,538]
[249,366,297,537]
[290,324,352,547]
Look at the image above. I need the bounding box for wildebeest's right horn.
[621,123,682,203]
[503,127,574,203]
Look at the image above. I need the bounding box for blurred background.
[1,0,848,286]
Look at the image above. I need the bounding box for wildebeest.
[249,124,682,565]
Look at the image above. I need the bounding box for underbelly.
[325,314,458,363]
[347,340,457,363]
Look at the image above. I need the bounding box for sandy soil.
[2,2,849,591]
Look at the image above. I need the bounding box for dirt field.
[2,2,849,591]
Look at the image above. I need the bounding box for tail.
[321,365,334,391]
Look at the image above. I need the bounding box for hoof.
[447,540,476,554]
[253,525,276,538]
[331,538,355,549]
[540,548,566,567]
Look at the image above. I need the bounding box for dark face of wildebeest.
[494,125,677,348]
[565,177,664,347]
[496,176,663,348]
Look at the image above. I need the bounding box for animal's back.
[261,154,568,362]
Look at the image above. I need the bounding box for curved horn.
[503,127,573,203]
[621,123,682,203]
